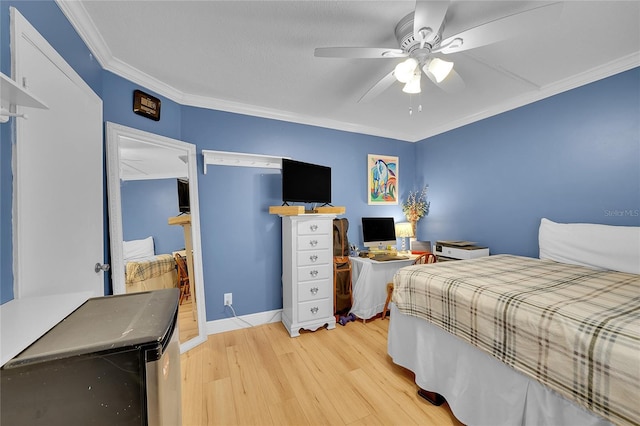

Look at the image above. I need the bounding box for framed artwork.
[367,154,398,205]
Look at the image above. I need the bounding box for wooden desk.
[349,256,415,320]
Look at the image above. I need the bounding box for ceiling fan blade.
[437,69,465,93]
[413,0,450,45]
[358,70,397,103]
[436,2,563,54]
[314,47,406,59]
[424,68,465,93]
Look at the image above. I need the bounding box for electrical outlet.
[224,293,232,306]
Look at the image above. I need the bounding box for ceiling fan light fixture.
[424,58,454,83]
[394,58,418,83]
[402,72,421,94]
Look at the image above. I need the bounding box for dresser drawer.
[298,279,331,302]
[298,298,333,323]
[297,234,330,251]
[297,220,331,236]
[297,264,331,282]
[297,250,331,267]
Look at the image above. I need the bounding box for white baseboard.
[206,308,282,335]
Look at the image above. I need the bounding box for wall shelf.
[202,149,289,173]
[1,72,48,123]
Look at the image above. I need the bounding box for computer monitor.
[362,217,396,249]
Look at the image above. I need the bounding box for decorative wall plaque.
[133,89,161,121]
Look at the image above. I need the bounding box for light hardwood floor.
[180,318,463,426]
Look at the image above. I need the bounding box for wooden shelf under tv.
[168,214,191,226]
[269,206,345,216]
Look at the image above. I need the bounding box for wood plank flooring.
[180,318,463,425]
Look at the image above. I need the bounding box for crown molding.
[56,0,639,144]
[56,1,110,67]
[180,91,417,142]
[52,0,437,142]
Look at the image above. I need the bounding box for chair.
[334,257,352,317]
[413,252,437,265]
[333,218,352,317]
[174,253,190,305]
[382,253,436,320]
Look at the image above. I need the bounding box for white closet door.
[12,8,103,299]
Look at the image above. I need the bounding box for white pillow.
[539,218,640,274]
[123,236,155,262]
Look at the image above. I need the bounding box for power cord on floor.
[224,304,281,328]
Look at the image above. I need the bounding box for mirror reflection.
[106,123,206,349]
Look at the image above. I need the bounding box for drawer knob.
[310,287,319,295]
[309,240,318,247]
[309,224,318,232]
[310,306,319,314]
[309,254,318,262]
[310,270,319,277]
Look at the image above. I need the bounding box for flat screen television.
[282,159,331,205]
[362,217,397,249]
[177,178,190,214]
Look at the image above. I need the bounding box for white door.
[12,8,103,299]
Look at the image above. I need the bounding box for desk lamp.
[395,222,414,254]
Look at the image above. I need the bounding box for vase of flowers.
[402,186,430,235]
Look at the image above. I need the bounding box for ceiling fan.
[315,1,562,102]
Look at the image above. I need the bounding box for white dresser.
[280,214,336,337]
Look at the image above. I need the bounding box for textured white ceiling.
[58,1,640,142]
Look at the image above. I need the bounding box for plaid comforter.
[125,254,176,284]
[393,255,640,426]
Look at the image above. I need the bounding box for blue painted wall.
[102,71,181,140]
[120,178,186,255]
[180,107,415,319]
[415,67,640,258]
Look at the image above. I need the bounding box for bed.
[388,218,640,426]
[123,237,178,293]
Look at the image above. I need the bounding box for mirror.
[106,122,206,352]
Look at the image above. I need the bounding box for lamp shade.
[402,72,421,94]
[395,222,414,238]
[394,58,418,83]
[424,58,454,83]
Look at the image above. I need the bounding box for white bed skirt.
[387,303,612,426]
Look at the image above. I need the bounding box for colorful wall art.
[368,154,398,205]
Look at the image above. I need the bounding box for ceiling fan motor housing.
[394,12,443,54]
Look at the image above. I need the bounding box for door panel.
[13,8,103,298]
